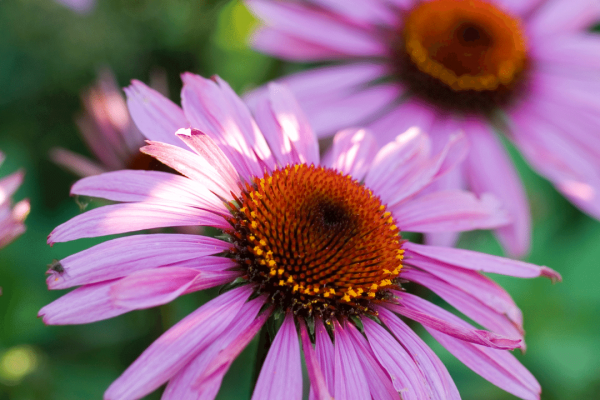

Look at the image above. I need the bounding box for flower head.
[0,152,29,250]
[40,74,560,400]
[245,0,600,257]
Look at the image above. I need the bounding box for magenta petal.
[362,318,430,400]
[71,169,226,213]
[48,202,228,244]
[0,170,24,203]
[378,307,461,400]
[427,328,540,400]
[162,297,268,400]
[141,140,241,200]
[39,281,127,325]
[344,323,400,400]
[464,121,531,257]
[395,190,510,233]
[47,234,230,289]
[327,128,379,181]
[300,322,332,400]
[402,268,524,342]
[389,293,522,350]
[333,321,370,400]
[251,313,302,400]
[404,242,562,281]
[314,319,335,398]
[527,0,600,38]
[110,267,238,309]
[50,148,107,177]
[124,80,188,147]
[104,286,252,400]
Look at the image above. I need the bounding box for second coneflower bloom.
[40,74,559,400]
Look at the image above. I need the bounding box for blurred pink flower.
[245,0,600,257]
[51,69,169,177]
[40,74,559,400]
[0,152,29,249]
[54,0,95,14]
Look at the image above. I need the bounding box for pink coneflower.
[51,69,170,177]
[244,0,600,257]
[40,74,559,400]
[0,152,29,251]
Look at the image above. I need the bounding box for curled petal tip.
[541,267,562,283]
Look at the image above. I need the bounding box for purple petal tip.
[541,267,562,283]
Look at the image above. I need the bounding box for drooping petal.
[251,313,302,400]
[333,321,371,400]
[47,234,231,289]
[300,322,332,400]
[162,297,268,400]
[71,169,226,213]
[104,286,252,400]
[463,121,531,257]
[49,148,108,177]
[141,140,241,200]
[313,319,335,399]
[48,202,229,244]
[362,318,431,400]
[110,267,240,309]
[427,329,540,400]
[394,190,510,233]
[378,307,461,400]
[124,80,188,147]
[39,280,127,325]
[404,242,561,280]
[326,128,379,181]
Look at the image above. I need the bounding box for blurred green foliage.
[0,0,599,399]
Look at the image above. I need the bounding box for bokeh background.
[0,1,599,399]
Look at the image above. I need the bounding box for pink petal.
[49,148,107,177]
[180,73,272,180]
[110,267,239,309]
[251,313,302,400]
[367,99,437,146]
[309,0,398,27]
[256,83,320,166]
[430,328,540,400]
[395,190,510,233]
[71,169,226,213]
[378,307,461,400]
[141,140,242,200]
[161,297,268,400]
[246,0,386,57]
[0,170,24,205]
[404,241,561,280]
[402,268,524,342]
[344,323,400,400]
[405,252,524,328]
[362,318,431,400]
[333,321,371,400]
[47,234,231,289]
[493,0,543,16]
[388,293,522,350]
[48,202,228,244]
[326,128,379,180]
[104,286,252,400]
[527,0,600,38]
[313,319,335,398]
[124,80,188,147]
[300,322,332,400]
[463,121,531,257]
[532,33,600,71]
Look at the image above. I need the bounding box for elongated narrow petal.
[104,286,252,400]
[378,307,461,400]
[313,319,335,399]
[326,128,379,181]
[48,202,228,244]
[389,293,522,350]
[395,190,510,233]
[333,321,371,400]
[110,267,239,309]
[251,313,302,400]
[162,297,268,400]
[50,148,107,177]
[404,242,561,280]
[300,322,332,400]
[124,80,188,147]
[363,318,431,400]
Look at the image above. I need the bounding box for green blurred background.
[0,1,598,399]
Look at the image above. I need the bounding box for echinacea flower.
[0,152,29,250]
[51,69,170,177]
[245,0,600,257]
[40,74,560,400]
